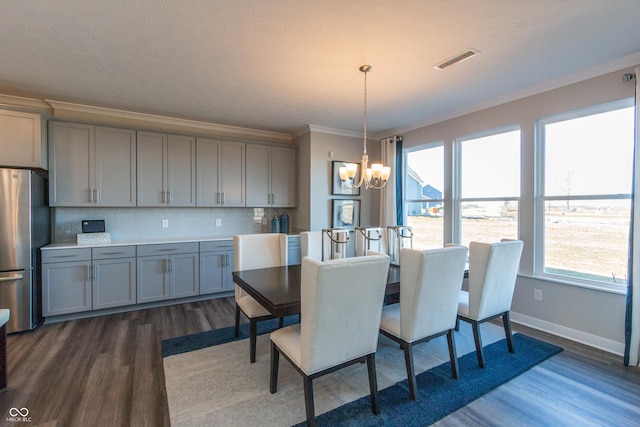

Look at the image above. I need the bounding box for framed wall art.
[331,161,360,196]
[331,199,360,230]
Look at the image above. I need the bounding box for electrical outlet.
[161,219,169,228]
[533,289,542,301]
[215,218,222,227]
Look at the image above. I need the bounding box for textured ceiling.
[1,0,639,136]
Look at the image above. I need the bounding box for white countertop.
[41,233,301,250]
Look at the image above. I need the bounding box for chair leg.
[0,324,6,389]
[502,311,515,353]
[366,354,380,415]
[270,341,279,394]
[454,317,460,331]
[303,376,316,427]
[472,322,485,369]
[249,319,257,363]
[447,329,459,380]
[403,342,418,400]
[234,304,241,338]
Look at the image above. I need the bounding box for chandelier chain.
[363,68,367,155]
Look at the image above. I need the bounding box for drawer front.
[200,240,233,253]
[92,246,136,260]
[42,248,92,263]
[136,242,199,257]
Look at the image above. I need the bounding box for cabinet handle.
[225,254,230,266]
[168,259,173,272]
[157,248,177,252]
[93,265,97,280]
[94,188,99,204]
[86,265,91,281]
[101,251,124,255]
[216,192,220,204]
[222,192,225,204]
[53,254,79,258]
[167,191,172,204]
[89,188,93,203]
[161,191,166,203]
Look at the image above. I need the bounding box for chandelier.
[338,65,391,190]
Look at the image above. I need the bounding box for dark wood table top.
[232,264,401,317]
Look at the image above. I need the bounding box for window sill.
[517,273,627,296]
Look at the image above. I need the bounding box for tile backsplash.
[52,207,294,243]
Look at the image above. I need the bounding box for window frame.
[534,98,634,291]
[453,125,522,245]
[402,141,445,246]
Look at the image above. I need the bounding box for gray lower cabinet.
[199,241,234,294]
[92,246,137,309]
[42,246,137,316]
[288,235,301,265]
[136,243,199,303]
[42,256,92,316]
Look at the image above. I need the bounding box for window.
[404,143,444,249]
[455,127,520,248]
[537,100,634,288]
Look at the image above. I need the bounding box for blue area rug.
[162,322,562,426]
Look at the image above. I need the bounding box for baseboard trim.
[510,312,625,356]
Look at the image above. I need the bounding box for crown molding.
[0,94,53,116]
[44,100,292,144]
[301,124,363,139]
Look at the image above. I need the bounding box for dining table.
[232,263,401,317]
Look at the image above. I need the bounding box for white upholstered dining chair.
[456,240,524,368]
[299,231,324,260]
[379,246,468,400]
[269,253,391,426]
[233,233,288,363]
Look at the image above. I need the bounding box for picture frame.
[331,161,360,195]
[332,199,360,230]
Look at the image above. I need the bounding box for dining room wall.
[396,65,637,355]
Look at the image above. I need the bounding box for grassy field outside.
[407,206,630,285]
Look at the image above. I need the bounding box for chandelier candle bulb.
[346,163,358,179]
[339,167,348,181]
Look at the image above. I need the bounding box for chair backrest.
[467,240,524,320]
[233,233,288,300]
[300,231,325,260]
[321,228,350,260]
[399,246,468,341]
[387,226,413,265]
[355,227,385,256]
[300,254,390,374]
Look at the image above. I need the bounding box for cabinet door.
[271,146,296,207]
[196,138,221,206]
[220,141,245,206]
[170,253,199,298]
[42,260,92,316]
[200,251,229,294]
[167,135,196,207]
[93,258,136,309]
[49,122,95,206]
[137,131,167,206]
[136,255,170,303]
[245,144,271,206]
[0,109,45,169]
[95,127,137,207]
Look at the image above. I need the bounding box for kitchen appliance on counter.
[0,168,50,333]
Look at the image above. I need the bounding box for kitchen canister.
[279,212,289,234]
[271,215,280,233]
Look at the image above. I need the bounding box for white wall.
[400,66,637,355]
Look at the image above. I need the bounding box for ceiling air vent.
[433,48,480,71]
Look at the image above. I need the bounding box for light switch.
[216,218,222,227]
[161,219,169,228]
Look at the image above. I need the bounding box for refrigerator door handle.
[0,274,23,283]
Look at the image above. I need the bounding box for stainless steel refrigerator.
[0,168,50,333]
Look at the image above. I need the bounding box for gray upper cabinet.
[0,109,47,170]
[245,144,296,207]
[49,122,136,207]
[196,138,245,207]
[137,131,196,207]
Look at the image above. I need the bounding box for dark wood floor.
[1,297,639,426]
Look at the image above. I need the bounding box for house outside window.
[403,143,444,249]
[454,127,521,248]
[536,99,634,289]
